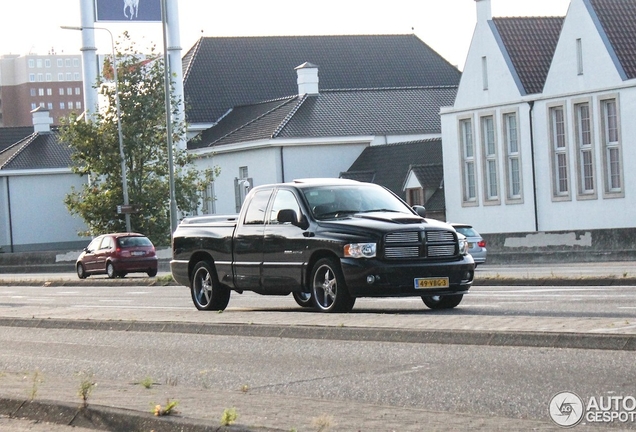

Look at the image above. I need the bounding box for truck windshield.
[302,184,413,219]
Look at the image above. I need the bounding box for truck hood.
[317,212,453,235]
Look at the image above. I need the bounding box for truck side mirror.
[278,209,309,229]
[413,205,427,218]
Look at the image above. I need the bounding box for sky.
[1,0,572,71]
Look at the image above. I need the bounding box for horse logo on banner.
[123,0,139,19]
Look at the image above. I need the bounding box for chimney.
[475,0,492,23]
[31,106,53,133]
[295,62,319,96]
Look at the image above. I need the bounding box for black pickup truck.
[171,179,474,313]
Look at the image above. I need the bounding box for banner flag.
[95,0,161,22]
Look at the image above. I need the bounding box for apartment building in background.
[0,53,84,127]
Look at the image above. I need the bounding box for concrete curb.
[1,317,635,351]
[2,276,636,287]
[0,397,278,432]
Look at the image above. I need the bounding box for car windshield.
[118,236,153,248]
[302,184,412,220]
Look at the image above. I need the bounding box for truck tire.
[292,291,313,308]
[191,261,230,311]
[422,294,463,310]
[311,258,354,313]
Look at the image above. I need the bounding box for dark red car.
[76,233,158,279]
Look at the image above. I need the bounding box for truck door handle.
[303,231,315,238]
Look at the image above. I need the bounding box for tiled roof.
[191,87,456,149]
[0,132,73,171]
[492,17,564,95]
[589,0,636,79]
[181,35,461,124]
[0,126,33,152]
[424,187,446,212]
[340,138,443,199]
[409,163,444,189]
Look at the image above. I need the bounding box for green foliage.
[60,31,218,246]
[77,370,96,408]
[220,407,238,426]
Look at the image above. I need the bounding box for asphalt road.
[1,264,636,431]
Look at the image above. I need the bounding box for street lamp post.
[61,25,132,233]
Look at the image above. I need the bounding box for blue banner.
[95,0,162,22]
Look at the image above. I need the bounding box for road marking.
[71,305,191,310]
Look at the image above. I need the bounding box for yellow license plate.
[414,277,449,289]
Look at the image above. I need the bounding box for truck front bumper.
[340,255,474,298]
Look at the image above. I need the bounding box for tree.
[60,32,217,246]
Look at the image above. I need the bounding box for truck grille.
[384,229,456,259]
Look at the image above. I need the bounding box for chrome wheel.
[191,261,230,311]
[311,258,354,313]
[293,291,313,308]
[76,263,87,279]
[106,262,116,279]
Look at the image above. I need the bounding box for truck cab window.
[243,190,271,225]
[270,190,302,224]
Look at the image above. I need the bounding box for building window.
[576,38,583,75]
[39,102,45,108]
[202,182,216,214]
[549,106,569,197]
[38,88,44,96]
[36,59,43,68]
[57,59,63,67]
[46,88,52,96]
[481,56,489,91]
[58,73,64,81]
[65,59,71,67]
[45,59,51,68]
[481,115,498,201]
[574,102,595,195]
[66,73,72,81]
[60,102,65,109]
[74,72,80,80]
[73,58,80,67]
[30,88,36,97]
[45,73,52,81]
[31,103,37,110]
[47,102,53,110]
[459,118,477,203]
[76,101,82,109]
[28,59,35,68]
[37,73,43,82]
[503,112,522,200]
[59,88,64,95]
[600,98,622,195]
[29,73,35,82]
[75,87,81,95]
[407,188,423,206]
[67,87,72,95]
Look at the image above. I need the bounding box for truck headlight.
[457,234,469,256]
[344,243,377,258]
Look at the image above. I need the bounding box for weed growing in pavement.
[311,414,334,431]
[154,399,179,416]
[77,371,96,408]
[139,376,155,389]
[165,375,178,386]
[28,370,43,400]
[221,407,238,426]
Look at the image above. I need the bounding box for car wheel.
[292,291,313,308]
[311,258,354,313]
[147,269,157,277]
[422,294,463,310]
[191,261,230,311]
[106,262,117,279]
[76,263,87,279]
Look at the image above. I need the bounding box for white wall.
[2,172,89,250]
[194,141,369,215]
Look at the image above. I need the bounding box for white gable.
[544,0,625,94]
